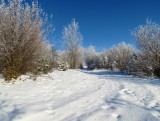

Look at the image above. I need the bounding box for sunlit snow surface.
[0,70,160,121]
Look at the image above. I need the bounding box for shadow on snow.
[0,99,25,121]
[82,70,160,86]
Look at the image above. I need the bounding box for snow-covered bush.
[105,42,134,71]
[35,43,57,74]
[84,46,108,70]
[130,20,160,77]
[84,43,133,71]
[57,47,83,70]
[128,53,154,76]
[84,46,97,70]
[0,0,54,80]
[58,62,69,71]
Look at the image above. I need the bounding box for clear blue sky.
[28,0,160,51]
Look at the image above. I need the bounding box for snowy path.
[0,70,160,121]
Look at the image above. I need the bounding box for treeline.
[80,20,160,77]
[58,19,160,77]
[0,0,160,81]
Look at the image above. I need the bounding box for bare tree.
[0,0,54,80]
[62,19,83,69]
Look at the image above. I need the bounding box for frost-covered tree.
[116,42,134,70]
[84,46,97,70]
[128,52,154,76]
[62,19,83,69]
[36,43,57,74]
[84,43,133,71]
[84,46,108,70]
[0,0,54,80]
[106,42,133,71]
[131,20,160,77]
[84,46,96,61]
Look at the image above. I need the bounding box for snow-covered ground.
[0,70,160,121]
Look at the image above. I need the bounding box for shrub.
[0,0,53,80]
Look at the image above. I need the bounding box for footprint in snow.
[140,95,152,104]
[47,103,54,111]
[101,105,110,110]
[44,97,53,102]
[43,86,50,89]
[124,90,136,96]
[45,109,55,114]
[56,80,62,82]
[48,93,55,97]
[56,90,63,94]
[109,106,117,110]
[152,111,160,118]
[14,96,20,99]
[47,102,54,107]
[119,85,125,90]
[112,113,121,119]
[51,86,57,89]
[30,94,36,97]
[51,82,58,84]
[148,101,160,110]
[120,88,136,96]
[104,105,117,112]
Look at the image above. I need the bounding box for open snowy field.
[0,70,160,121]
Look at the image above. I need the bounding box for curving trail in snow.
[0,70,160,121]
